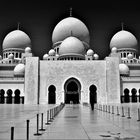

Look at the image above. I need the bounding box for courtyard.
[0,103,140,139]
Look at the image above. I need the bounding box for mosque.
[0,13,140,105]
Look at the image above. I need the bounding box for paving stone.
[0,104,140,140]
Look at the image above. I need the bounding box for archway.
[64,77,81,104]
[124,88,130,103]
[89,85,97,104]
[48,85,56,104]
[0,89,5,104]
[6,89,13,104]
[131,88,137,102]
[139,89,140,102]
[14,89,21,104]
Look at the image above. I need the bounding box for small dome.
[3,30,31,50]
[111,47,117,53]
[55,54,59,57]
[25,47,31,53]
[59,37,85,55]
[14,58,21,61]
[119,63,129,75]
[43,54,49,60]
[110,30,138,51]
[8,54,14,59]
[127,53,133,59]
[49,49,55,56]
[94,54,99,60]
[87,49,94,56]
[52,17,90,45]
[14,63,25,76]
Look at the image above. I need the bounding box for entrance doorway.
[89,85,97,103]
[0,89,5,104]
[131,88,137,102]
[6,89,13,104]
[14,89,21,104]
[124,88,130,103]
[48,85,56,104]
[64,77,81,104]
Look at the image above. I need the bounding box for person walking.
[90,91,95,110]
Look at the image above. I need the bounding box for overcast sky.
[0,0,140,59]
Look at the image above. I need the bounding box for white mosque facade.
[0,15,140,105]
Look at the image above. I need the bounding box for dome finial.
[71,30,73,36]
[17,22,20,30]
[69,7,72,17]
[121,22,124,30]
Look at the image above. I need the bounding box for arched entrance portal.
[0,89,5,104]
[131,88,137,102]
[7,89,13,104]
[48,85,56,104]
[14,89,21,104]
[64,78,81,104]
[124,88,130,103]
[89,85,97,103]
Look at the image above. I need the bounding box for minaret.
[71,30,73,36]
[121,22,124,30]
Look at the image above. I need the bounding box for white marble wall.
[106,57,120,103]
[39,60,107,104]
[24,57,39,104]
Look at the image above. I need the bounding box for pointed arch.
[64,77,81,104]
[89,84,97,103]
[48,85,56,104]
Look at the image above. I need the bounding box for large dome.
[110,30,138,50]
[59,36,85,55]
[52,17,90,45]
[3,30,31,50]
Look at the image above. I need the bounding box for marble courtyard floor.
[0,103,140,139]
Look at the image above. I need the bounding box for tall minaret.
[121,22,124,30]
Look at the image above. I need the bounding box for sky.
[0,0,140,59]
